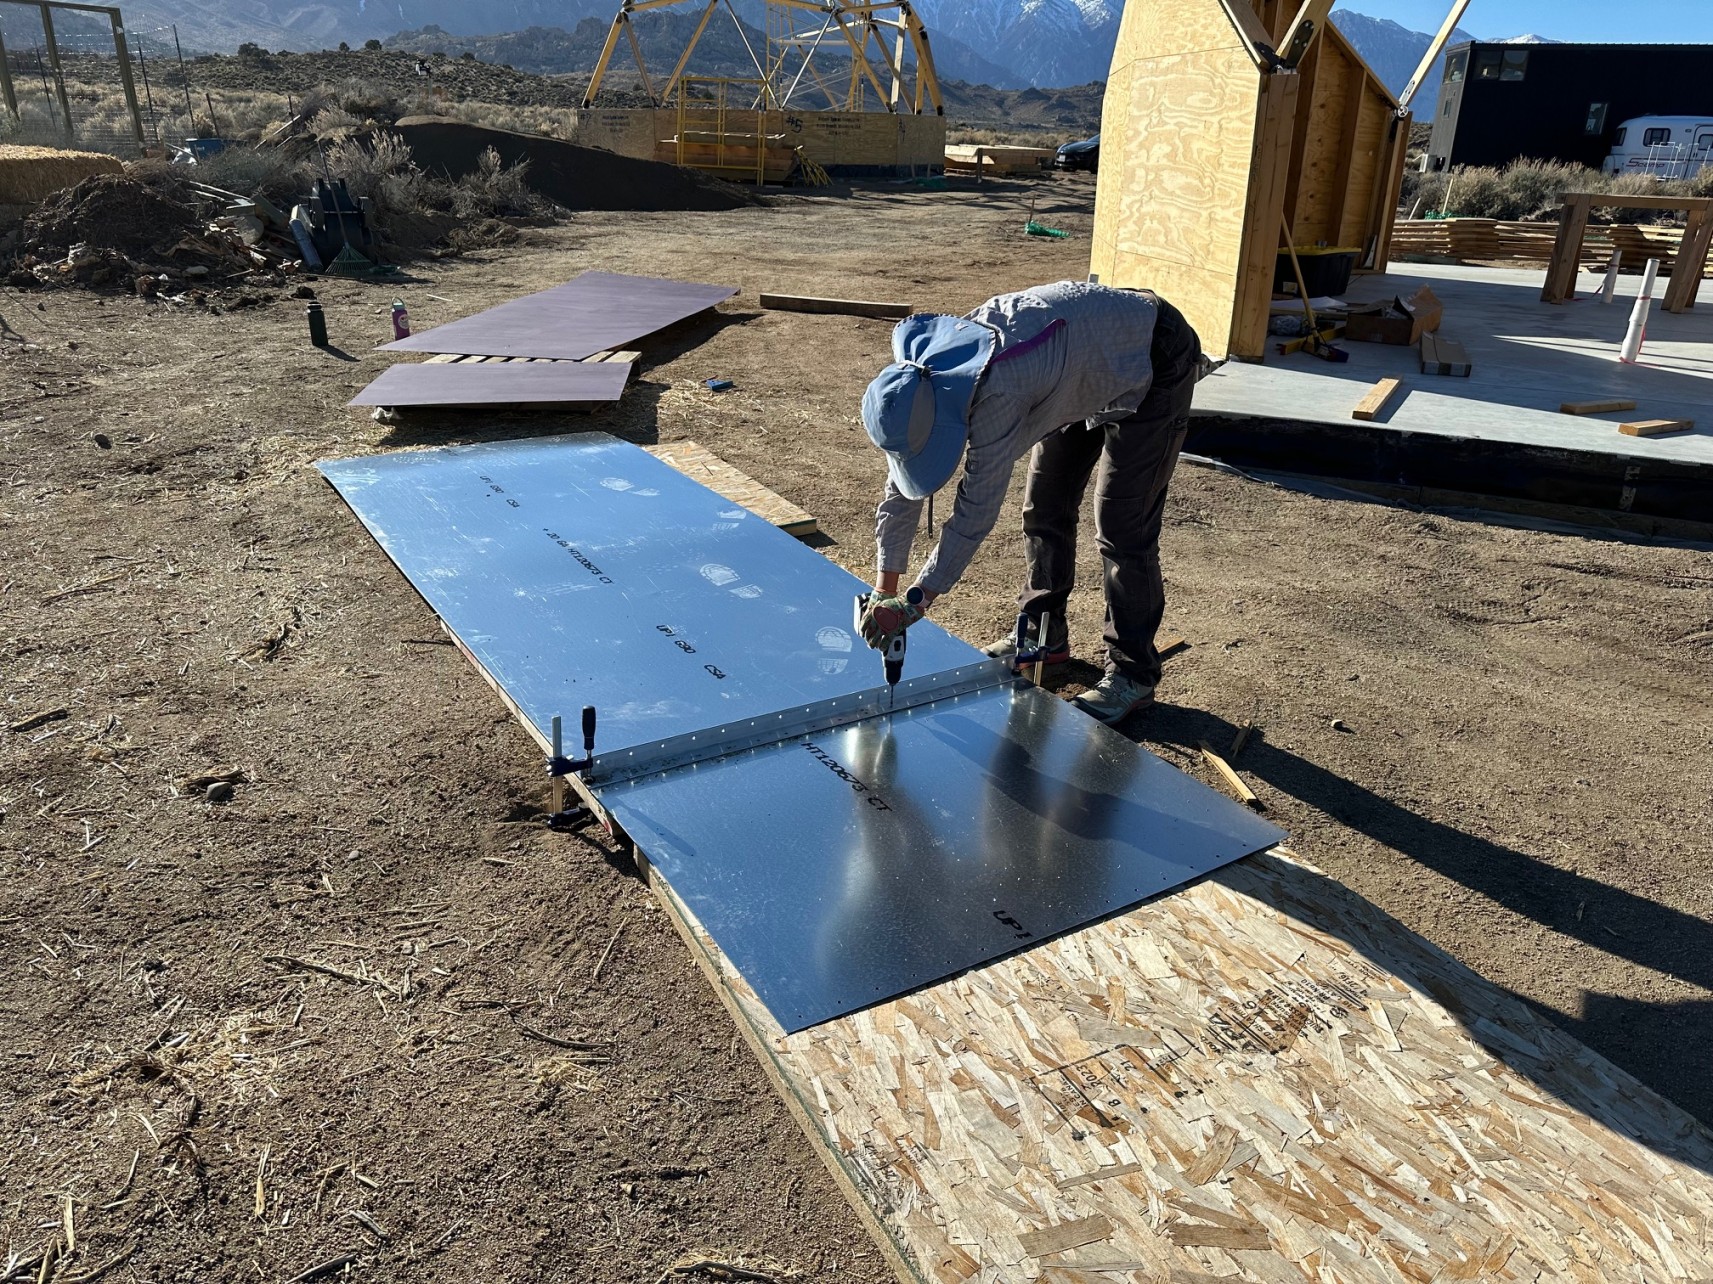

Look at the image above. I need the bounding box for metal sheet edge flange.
[583,657,1014,789]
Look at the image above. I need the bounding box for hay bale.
[0,145,125,207]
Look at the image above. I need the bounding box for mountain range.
[29,0,1512,110]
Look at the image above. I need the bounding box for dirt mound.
[392,117,756,213]
[21,173,199,256]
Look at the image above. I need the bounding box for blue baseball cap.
[861,313,995,500]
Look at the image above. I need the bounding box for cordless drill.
[854,586,923,708]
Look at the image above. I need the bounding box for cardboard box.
[1345,285,1443,346]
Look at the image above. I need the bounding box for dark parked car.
[1055,133,1100,173]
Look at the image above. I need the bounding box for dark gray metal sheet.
[315,433,979,757]
[603,682,1285,1033]
[380,271,738,360]
[349,360,633,408]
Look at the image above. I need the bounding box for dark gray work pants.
[1017,297,1201,687]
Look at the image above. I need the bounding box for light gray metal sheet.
[602,682,1285,1033]
[348,359,633,408]
[315,434,980,757]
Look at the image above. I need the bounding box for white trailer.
[1605,114,1713,178]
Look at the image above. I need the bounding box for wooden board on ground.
[650,845,1713,1283]
[644,440,818,537]
[1560,398,1638,416]
[1620,418,1695,437]
[759,293,913,321]
[1352,376,1406,421]
[428,439,1713,1284]
[1419,331,1472,377]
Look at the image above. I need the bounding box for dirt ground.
[3,173,1711,1283]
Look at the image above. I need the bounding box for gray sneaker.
[1073,672,1156,724]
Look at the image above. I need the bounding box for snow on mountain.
[910,0,1120,88]
[1328,9,1478,115]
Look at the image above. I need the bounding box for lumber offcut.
[759,293,912,321]
[1351,376,1406,421]
[1560,398,1638,415]
[1199,741,1264,810]
[1620,418,1694,437]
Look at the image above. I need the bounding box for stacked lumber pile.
[1391,218,1698,273]
[0,145,123,207]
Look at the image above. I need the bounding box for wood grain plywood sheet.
[1292,48,1354,245]
[381,271,737,360]
[348,359,632,407]
[652,846,1713,1283]
[643,440,818,536]
[1092,15,1264,361]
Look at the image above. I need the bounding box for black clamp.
[546,705,597,831]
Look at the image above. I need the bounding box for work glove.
[858,590,925,649]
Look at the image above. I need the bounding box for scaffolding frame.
[581,0,943,116]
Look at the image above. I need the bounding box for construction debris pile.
[3,173,293,298]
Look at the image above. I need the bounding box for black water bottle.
[306,300,327,347]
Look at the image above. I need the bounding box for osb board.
[652,846,1713,1283]
[1091,5,1266,361]
[643,440,818,537]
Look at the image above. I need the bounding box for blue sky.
[1335,1,1713,42]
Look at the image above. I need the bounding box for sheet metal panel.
[381,272,738,361]
[316,434,978,757]
[348,360,633,408]
[320,431,1286,1034]
[603,682,1285,1032]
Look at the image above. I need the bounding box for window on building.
[1500,49,1529,80]
[1445,50,1467,84]
[1474,49,1503,79]
[1585,103,1609,135]
[1643,127,1673,147]
[1443,100,1453,117]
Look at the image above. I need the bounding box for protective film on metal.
[380,272,738,361]
[319,434,1286,1033]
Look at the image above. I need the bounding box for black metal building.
[1426,41,1713,171]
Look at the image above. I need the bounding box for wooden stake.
[1198,742,1264,811]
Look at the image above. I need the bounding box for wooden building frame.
[0,0,145,150]
[1091,0,1422,360]
[581,0,943,115]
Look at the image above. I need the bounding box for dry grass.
[947,126,1068,148]
[5,72,578,157]
[1406,157,1713,223]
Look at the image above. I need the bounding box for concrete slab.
[1193,262,1713,468]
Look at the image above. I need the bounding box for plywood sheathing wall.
[1092,0,1410,360]
[1090,2,1297,364]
